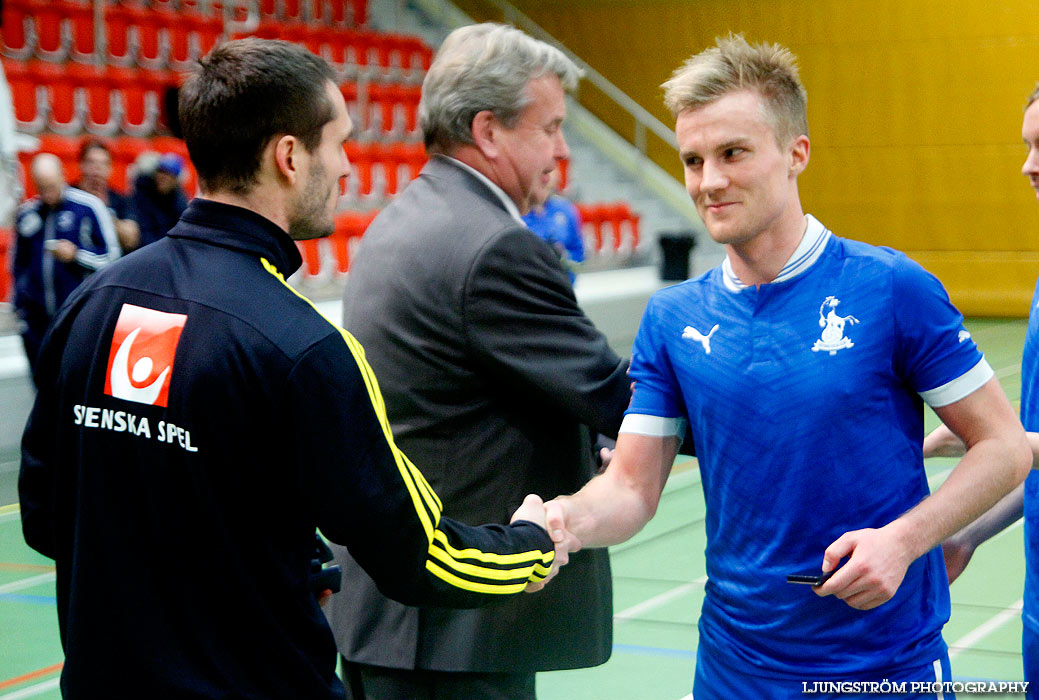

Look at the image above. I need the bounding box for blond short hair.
[662,34,808,144]
[1027,83,1039,110]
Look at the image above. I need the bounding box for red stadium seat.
[557,158,570,191]
[105,4,146,66]
[604,203,639,252]
[1,0,32,60]
[348,0,368,26]
[0,228,13,302]
[31,1,70,62]
[67,2,97,63]
[345,141,372,197]
[296,239,323,277]
[30,60,83,134]
[2,58,46,132]
[329,210,376,273]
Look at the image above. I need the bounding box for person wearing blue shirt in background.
[924,82,1039,698]
[543,35,1031,698]
[522,168,584,283]
[130,152,189,248]
[13,153,120,377]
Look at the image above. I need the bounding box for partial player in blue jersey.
[924,83,1039,698]
[544,35,1031,698]
[522,168,584,283]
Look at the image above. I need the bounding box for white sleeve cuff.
[919,358,994,408]
[619,413,687,440]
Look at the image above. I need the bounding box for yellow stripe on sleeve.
[260,258,438,541]
[425,561,530,595]
[261,257,551,593]
[432,530,553,567]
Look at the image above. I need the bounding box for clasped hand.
[509,495,583,593]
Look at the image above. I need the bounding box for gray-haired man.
[325,23,632,700]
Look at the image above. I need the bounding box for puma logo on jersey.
[683,324,719,354]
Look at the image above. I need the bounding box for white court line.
[0,573,55,595]
[0,678,61,700]
[614,576,707,621]
[948,598,1024,660]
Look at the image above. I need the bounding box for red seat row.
[3,0,371,69]
[296,210,377,278]
[252,0,367,27]
[0,227,11,302]
[577,202,641,255]
[343,141,425,206]
[2,0,221,69]
[17,133,195,197]
[4,58,177,136]
[251,23,431,83]
[341,81,422,142]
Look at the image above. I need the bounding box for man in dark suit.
[326,22,632,700]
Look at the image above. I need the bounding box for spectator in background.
[522,167,584,283]
[13,153,120,377]
[76,139,140,252]
[131,152,188,247]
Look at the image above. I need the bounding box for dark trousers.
[341,659,536,700]
[18,306,49,381]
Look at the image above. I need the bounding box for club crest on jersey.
[682,324,719,355]
[104,304,188,407]
[811,296,858,356]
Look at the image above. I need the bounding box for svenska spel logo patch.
[104,304,188,407]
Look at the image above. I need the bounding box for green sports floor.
[0,317,1031,699]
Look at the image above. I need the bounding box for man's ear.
[788,134,810,177]
[272,134,303,185]
[470,110,500,160]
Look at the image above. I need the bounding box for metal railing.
[482,0,677,158]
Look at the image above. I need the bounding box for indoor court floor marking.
[0,679,61,700]
[1,319,1031,700]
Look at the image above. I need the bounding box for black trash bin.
[658,231,697,281]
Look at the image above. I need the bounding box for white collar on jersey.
[721,214,832,292]
[441,156,525,225]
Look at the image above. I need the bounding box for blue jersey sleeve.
[626,294,686,420]
[561,203,585,264]
[891,254,990,405]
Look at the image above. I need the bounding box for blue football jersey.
[1019,277,1039,636]
[625,215,990,677]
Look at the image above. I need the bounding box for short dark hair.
[179,38,336,195]
[78,138,110,162]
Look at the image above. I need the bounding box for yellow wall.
[455,0,1039,316]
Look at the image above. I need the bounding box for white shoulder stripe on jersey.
[65,187,121,262]
[620,413,687,439]
[919,358,994,408]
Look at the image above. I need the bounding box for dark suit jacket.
[327,156,632,673]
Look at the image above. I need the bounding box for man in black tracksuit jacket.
[19,39,559,699]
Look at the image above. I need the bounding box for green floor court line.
[1,319,1031,700]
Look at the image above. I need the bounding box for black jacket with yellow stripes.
[19,199,555,700]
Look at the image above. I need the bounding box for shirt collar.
[721,214,832,292]
[440,156,524,224]
[170,198,304,277]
